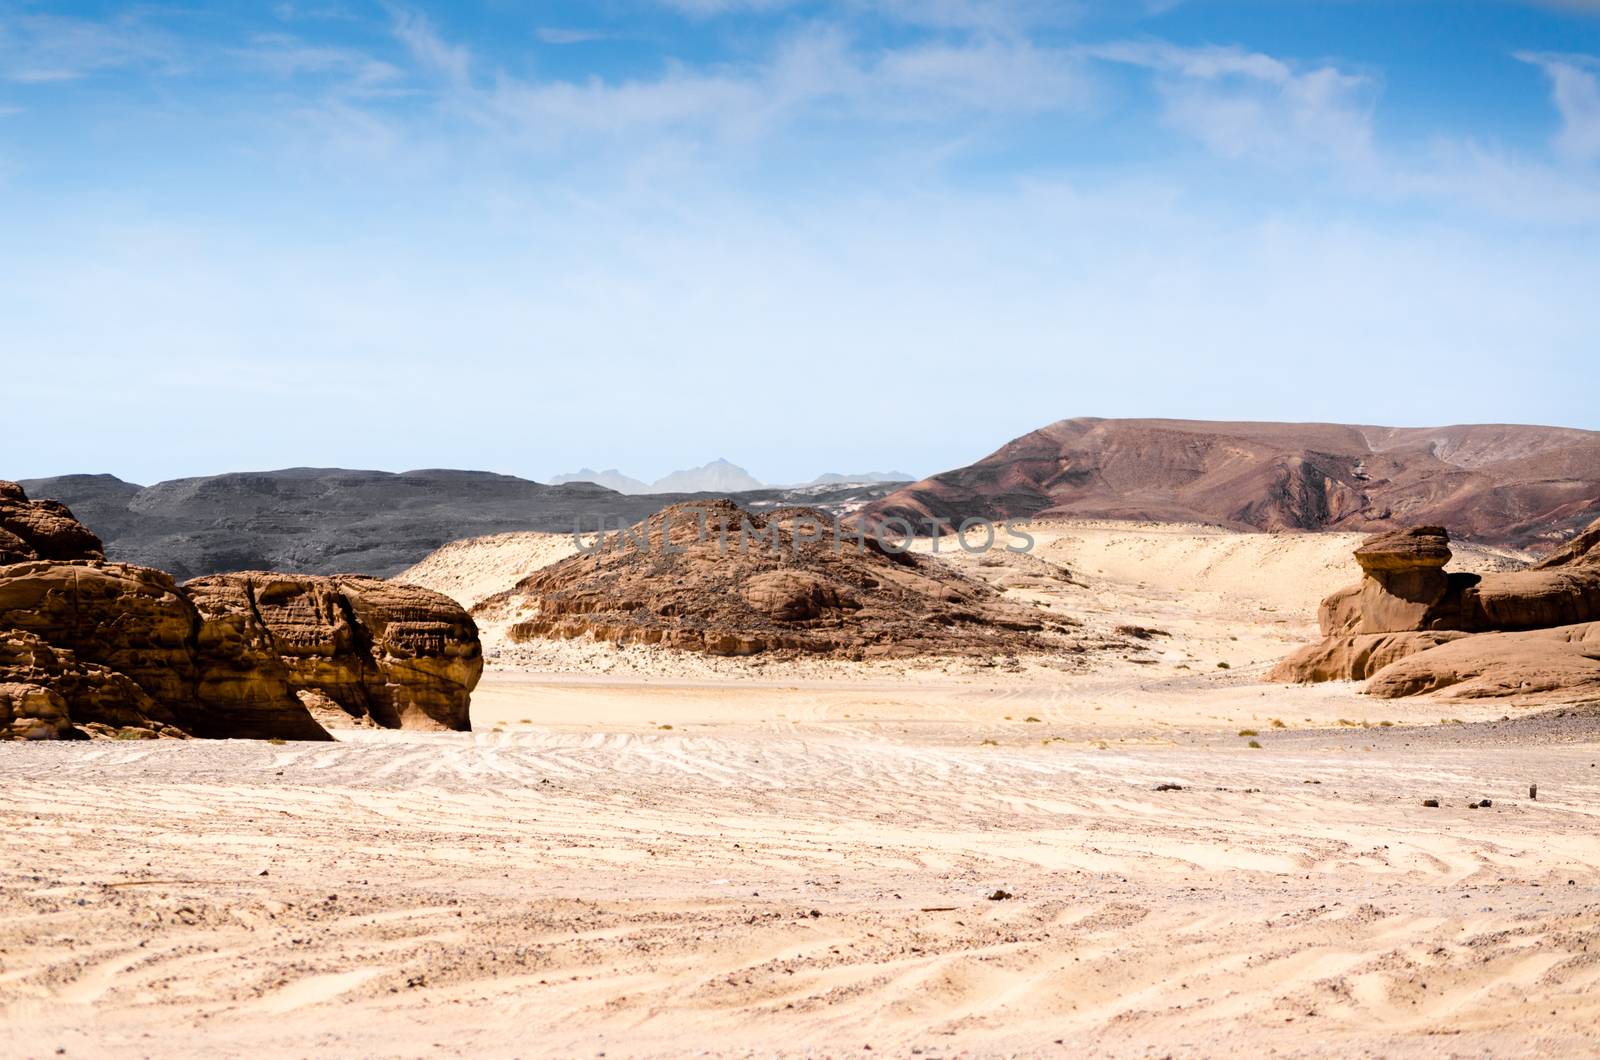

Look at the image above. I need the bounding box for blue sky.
[3,1,1598,484]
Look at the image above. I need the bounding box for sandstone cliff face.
[184,573,482,731]
[1274,518,1600,701]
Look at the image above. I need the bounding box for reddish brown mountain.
[865,419,1600,549]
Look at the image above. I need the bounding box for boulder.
[184,572,482,731]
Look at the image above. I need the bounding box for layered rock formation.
[185,573,482,731]
[0,558,326,740]
[479,500,1068,659]
[1,481,483,739]
[1274,518,1600,700]
[867,418,1600,550]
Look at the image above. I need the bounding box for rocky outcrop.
[184,573,482,731]
[0,481,104,563]
[0,559,326,740]
[1,480,485,740]
[1318,527,1462,636]
[481,500,1072,660]
[0,629,185,740]
[1365,622,1600,701]
[1275,518,1600,701]
[1268,630,1470,684]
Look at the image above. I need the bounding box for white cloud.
[1085,41,1377,165]
[1517,51,1600,162]
[235,33,401,93]
[657,0,1077,33]
[392,10,472,88]
[404,18,1088,151]
[0,12,176,83]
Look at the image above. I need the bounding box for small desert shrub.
[1247,740,1262,749]
[1024,715,1042,723]
[268,737,287,746]
[1338,719,1359,727]
[658,724,673,730]
[1216,661,1231,670]
[1270,718,1287,729]
[980,738,998,746]
[1379,720,1394,727]
[1238,728,1258,737]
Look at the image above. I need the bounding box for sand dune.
[396,530,581,610]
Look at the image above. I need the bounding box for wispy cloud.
[392,9,471,88]
[0,12,176,83]
[658,0,1077,33]
[234,33,401,94]
[399,16,1088,151]
[1517,51,1600,161]
[1084,41,1377,165]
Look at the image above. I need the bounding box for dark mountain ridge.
[18,468,905,579]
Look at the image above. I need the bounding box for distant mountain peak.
[650,460,765,494]
[548,468,652,495]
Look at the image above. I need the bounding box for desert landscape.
[7,3,1600,1054]
[5,462,1599,1057]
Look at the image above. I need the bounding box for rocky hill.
[476,500,1076,659]
[18,469,906,580]
[865,419,1600,550]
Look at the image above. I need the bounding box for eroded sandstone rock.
[0,629,184,739]
[1365,622,1600,701]
[1,480,332,740]
[184,572,482,731]
[1278,518,1600,701]
[0,560,327,740]
[1267,631,1470,684]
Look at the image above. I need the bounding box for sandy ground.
[4,523,1596,1058]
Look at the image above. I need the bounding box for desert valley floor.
[3,523,1598,1057]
